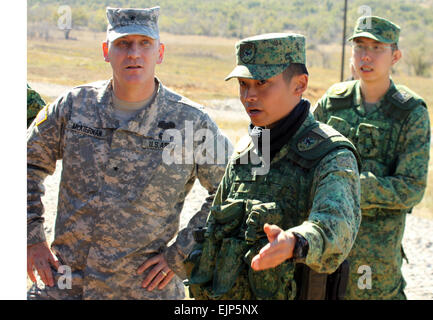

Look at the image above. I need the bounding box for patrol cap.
[225,33,306,81]
[106,6,160,42]
[348,16,400,44]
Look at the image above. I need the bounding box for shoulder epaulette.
[324,81,357,112]
[327,80,357,99]
[386,84,427,111]
[288,122,361,170]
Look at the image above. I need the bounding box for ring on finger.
[161,270,168,277]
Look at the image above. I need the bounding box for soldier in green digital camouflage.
[27,84,45,128]
[185,33,362,300]
[313,16,431,300]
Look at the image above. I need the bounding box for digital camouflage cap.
[225,33,306,81]
[106,6,160,42]
[348,16,400,44]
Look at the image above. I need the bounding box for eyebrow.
[354,39,382,45]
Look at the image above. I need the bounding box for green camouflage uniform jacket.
[27,78,232,300]
[187,112,361,299]
[313,79,430,300]
[27,84,45,128]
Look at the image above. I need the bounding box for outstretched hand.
[251,223,296,271]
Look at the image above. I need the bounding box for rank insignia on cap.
[35,105,48,126]
[392,90,412,104]
[240,43,256,64]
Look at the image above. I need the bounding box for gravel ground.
[38,161,433,300]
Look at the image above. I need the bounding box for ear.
[391,49,402,66]
[102,41,110,62]
[293,74,308,97]
[156,42,165,65]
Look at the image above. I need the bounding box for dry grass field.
[27,29,433,219]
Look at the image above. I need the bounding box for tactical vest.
[323,80,426,216]
[184,119,359,300]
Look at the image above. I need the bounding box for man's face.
[103,34,164,87]
[352,37,401,83]
[238,73,304,128]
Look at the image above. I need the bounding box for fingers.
[27,242,57,287]
[35,259,55,287]
[138,253,174,291]
[251,229,296,271]
[263,223,283,243]
[158,270,175,290]
[27,259,37,283]
[137,254,160,275]
[49,254,60,271]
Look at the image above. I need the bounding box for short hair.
[391,43,399,52]
[282,63,309,84]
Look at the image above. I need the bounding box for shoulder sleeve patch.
[297,132,323,151]
[35,105,48,126]
[297,124,342,152]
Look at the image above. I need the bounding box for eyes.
[352,43,392,54]
[114,39,152,48]
[238,79,267,87]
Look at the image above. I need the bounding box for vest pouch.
[245,241,297,300]
[245,202,284,244]
[327,116,356,141]
[188,237,218,285]
[356,123,381,159]
[211,199,246,240]
[211,237,249,298]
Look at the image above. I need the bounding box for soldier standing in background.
[27,84,45,128]
[27,6,232,299]
[314,16,430,299]
[186,33,361,300]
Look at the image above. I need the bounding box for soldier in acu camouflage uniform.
[27,6,232,300]
[314,16,431,300]
[27,84,45,128]
[185,33,361,300]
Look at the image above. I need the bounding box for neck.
[112,78,156,102]
[360,78,391,103]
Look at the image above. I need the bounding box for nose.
[243,85,258,103]
[127,42,140,59]
[360,49,372,62]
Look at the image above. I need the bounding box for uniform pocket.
[212,238,249,298]
[327,116,356,141]
[356,123,381,159]
[245,241,297,300]
[245,202,283,244]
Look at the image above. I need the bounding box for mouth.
[246,107,263,117]
[125,65,143,70]
[360,65,374,72]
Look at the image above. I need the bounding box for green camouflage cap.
[348,16,400,44]
[225,33,306,81]
[106,6,160,42]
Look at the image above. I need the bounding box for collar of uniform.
[124,78,163,135]
[94,79,120,129]
[353,80,362,109]
[271,111,316,163]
